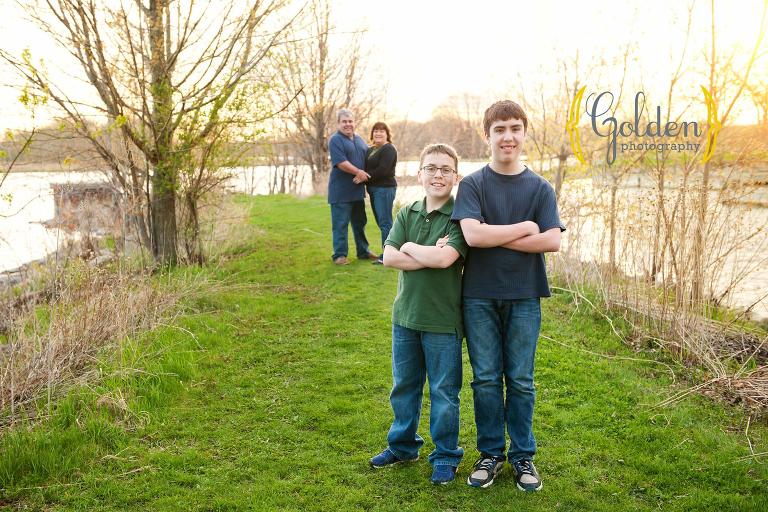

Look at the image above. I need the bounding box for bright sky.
[355,0,768,122]
[0,0,766,130]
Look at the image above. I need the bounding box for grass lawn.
[1,194,766,511]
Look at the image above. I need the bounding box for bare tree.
[387,97,486,163]
[1,0,297,266]
[691,0,768,302]
[747,79,768,125]
[274,0,377,194]
[518,50,614,199]
[429,93,486,160]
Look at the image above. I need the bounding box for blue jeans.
[330,201,370,260]
[463,297,541,462]
[387,324,464,467]
[367,186,396,250]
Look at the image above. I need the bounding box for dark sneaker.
[372,257,384,265]
[360,252,379,261]
[466,455,505,488]
[512,459,542,491]
[369,448,418,469]
[431,465,457,485]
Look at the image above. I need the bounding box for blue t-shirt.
[451,165,566,299]
[328,131,368,204]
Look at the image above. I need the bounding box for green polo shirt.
[384,196,468,336]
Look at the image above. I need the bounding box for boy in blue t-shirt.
[451,100,565,492]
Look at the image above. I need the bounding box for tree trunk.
[128,168,152,251]
[650,168,665,281]
[128,211,151,250]
[183,192,203,265]
[691,0,715,305]
[609,178,618,271]
[149,0,177,266]
[554,153,567,198]
[150,167,177,266]
[311,109,328,195]
[311,129,329,195]
[312,168,328,196]
[691,159,710,303]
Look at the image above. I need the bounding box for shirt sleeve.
[451,175,484,222]
[445,219,469,259]
[384,207,407,249]
[328,135,347,167]
[535,181,566,232]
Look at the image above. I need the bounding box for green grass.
[1,194,767,511]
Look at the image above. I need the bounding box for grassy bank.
[1,194,766,511]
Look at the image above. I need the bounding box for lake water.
[0,171,105,272]
[2,164,767,320]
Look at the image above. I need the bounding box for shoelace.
[515,460,534,475]
[474,457,500,473]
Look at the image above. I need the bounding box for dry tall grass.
[0,193,258,427]
[552,164,768,412]
[0,265,185,426]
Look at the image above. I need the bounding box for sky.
[354,0,768,122]
[0,0,766,130]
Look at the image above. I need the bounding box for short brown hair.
[369,121,392,142]
[419,143,459,171]
[483,100,528,136]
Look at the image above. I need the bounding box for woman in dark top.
[365,121,398,265]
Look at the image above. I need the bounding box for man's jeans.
[367,186,396,250]
[463,297,541,463]
[330,200,370,260]
[387,324,464,467]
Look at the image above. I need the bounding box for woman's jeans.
[367,186,396,250]
[386,323,464,467]
[463,297,541,463]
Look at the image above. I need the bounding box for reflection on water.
[224,162,469,213]
[2,165,766,320]
[224,161,482,198]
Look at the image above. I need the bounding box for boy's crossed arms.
[383,235,459,270]
[460,219,561,253]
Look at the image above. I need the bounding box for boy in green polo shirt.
[369,143,468,485]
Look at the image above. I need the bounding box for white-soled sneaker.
[466,455,505,488]
[512,459,542,491]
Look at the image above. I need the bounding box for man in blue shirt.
[328,108,378,265]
